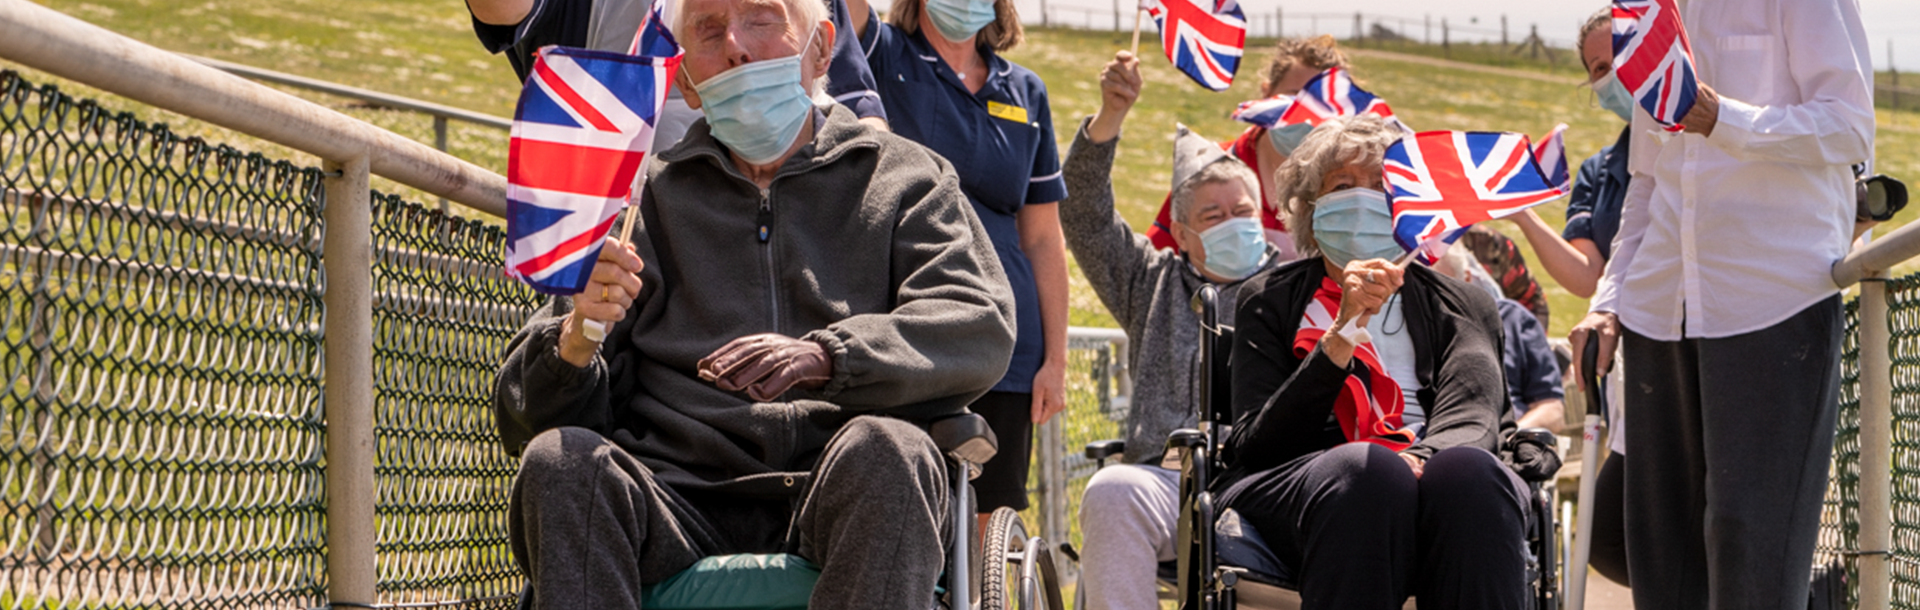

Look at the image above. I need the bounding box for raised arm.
[467,0,533,25]
[1060,51,1158,328]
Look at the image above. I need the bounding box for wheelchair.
[1077,285,1563,610]
[574,413,1064,610]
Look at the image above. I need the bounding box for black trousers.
[971,390,1034,510]
[1219,443,1531,610]
[1588,450,1630,587]
[1621,295,1843,610]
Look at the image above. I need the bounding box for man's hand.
[1568,311,1620,392]
[1030,359,1068,424]
[1678,83,1721,137]
[698,334,832,401]
[467,0,534,26]
[1400,452,1425,479]
[559,240,644,367]
[1084,51,1143,144]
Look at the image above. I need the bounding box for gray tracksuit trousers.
[509,417,950,610]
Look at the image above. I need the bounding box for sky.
[1012,0,1920,71]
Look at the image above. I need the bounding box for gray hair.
[1171,160,1261,227]
[671,0,833,95]
[1276,115,1405,258]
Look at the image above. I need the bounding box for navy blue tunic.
[858,15,1067,392]
[1562,127,1631,261]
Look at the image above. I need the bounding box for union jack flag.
[1230,93,1293,128]
[1278,66,1408,131]
[1142,0,1246,91]
[628,0,681,58]
[1534,124,1570,192]
[1384,131,1565,263]
[1611,0,1695,132]
[506,46,681,294]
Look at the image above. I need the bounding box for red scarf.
[1292,277,1417,451]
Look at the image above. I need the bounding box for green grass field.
[11,0,1920,334]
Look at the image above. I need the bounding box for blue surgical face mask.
[1266,122,1315,157]
[925,0,998,42]
[1594,71,1635,123]
[1311,187,1403,268]
[693,27,818,165]
[1186,216,1268,281]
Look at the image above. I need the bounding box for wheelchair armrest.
[1085,439,1127,461]
[930,413,998,466]
[1166,428,1207,451]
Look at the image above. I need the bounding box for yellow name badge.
[987,101,1030,125]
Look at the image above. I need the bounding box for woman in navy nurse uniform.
[845,0,1070,522]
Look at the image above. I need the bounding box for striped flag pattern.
[1611,0,1697,132]
[1384,131,1566,264]
[1142,0,1247,91]
[1278,67,1409,131]
[1534,124,1570,193]
[505,46,680,294]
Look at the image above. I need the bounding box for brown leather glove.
[697,333,832,402]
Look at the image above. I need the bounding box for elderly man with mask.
[488,0,1016,606]
[1062,52,1281,610]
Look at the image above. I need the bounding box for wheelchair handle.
[1581,335,1604,418]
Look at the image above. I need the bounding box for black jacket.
[1221,258,1515,487]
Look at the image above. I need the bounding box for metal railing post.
[1859,272,1892,610]
[323,154,377,607]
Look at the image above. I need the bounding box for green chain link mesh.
[1820,297,1862,608]
[0,70,329,608]
[369,193,536,608]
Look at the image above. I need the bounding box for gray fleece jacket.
[492,105,1016,498]
[1060,119,1278,465]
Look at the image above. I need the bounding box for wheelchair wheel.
[981,507,1064,610]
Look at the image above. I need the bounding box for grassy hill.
[9,0,1920,334]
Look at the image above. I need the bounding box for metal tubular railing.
[1833,226,1920,610]
[0,0,508,218]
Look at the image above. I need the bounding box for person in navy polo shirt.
[844,0,1070,524]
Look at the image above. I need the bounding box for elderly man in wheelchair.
[1205,114,1556,610]
[488,0,1028,605]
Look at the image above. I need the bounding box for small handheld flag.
[1534,124,1570,193]
[1230,93,1293,128]
[1141,0,1246,91]
[1384,131,1566,264]
[1611,0,1696,132]
[506,46,681,295]
[1279,67,1406,130]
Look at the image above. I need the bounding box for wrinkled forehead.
[679,0,802,39]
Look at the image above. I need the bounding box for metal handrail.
[0,0,509,217]
[183,54,512,131]
[1833,221,1920,288]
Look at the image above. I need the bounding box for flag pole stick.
[1131,8,1145,55]
[582,186,644,344]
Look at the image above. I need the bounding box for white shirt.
[1590,0,1876,341]
[1366,296,1425,427]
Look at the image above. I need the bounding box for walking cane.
[1565,338,1608,610]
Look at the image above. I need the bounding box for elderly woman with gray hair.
[1219,115,1529,609]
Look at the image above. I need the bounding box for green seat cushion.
[640,553,820,610]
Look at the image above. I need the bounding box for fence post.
[433,116,449,212]
[1425,14,1431,45]
[324,154,377,608]
[1501,15,1509,47]
[1860,273,1893,610]
[1276,7,1283,39]
[1442,18,1450,59]
[1353,12,1362,47]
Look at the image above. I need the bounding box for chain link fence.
[0,70,329,608]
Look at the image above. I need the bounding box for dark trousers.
[1621,295,1843,610]
[971,390,1034,510]
[1219,443,1530,610]
[508,417,950,610]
